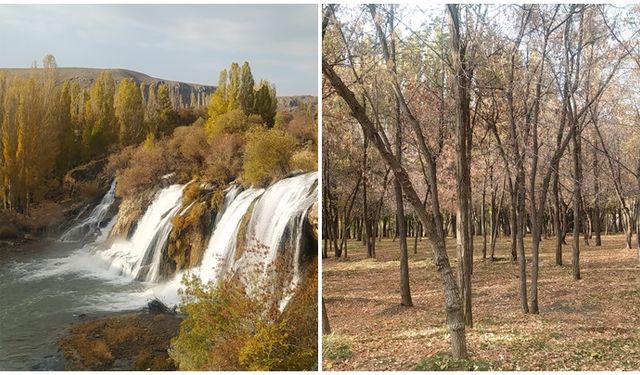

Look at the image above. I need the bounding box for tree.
[207,69,229,126]
[243,127,296,186]
[156,83,175,134]
[448,4,474,326]
[83,71,116,158]
[115,78,145,146]
[227,62,241,112]
[324,5,468,358]
[56,81,76,174]
[239,62,255,114]
[253,82,277,128]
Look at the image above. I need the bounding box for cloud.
[0,4,318,95]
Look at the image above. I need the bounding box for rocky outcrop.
[161,183,222,277]
[110,191,153,239]
[63,158,111,194]
[308,202,317,240]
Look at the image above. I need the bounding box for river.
[0,239,153,370]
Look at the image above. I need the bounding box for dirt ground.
[322,234,640,370]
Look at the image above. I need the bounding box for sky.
[0,4,318,95]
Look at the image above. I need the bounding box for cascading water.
[197,187,265,284]
[96,184,185,282]
[36,173,316,309]
[59,180,117,242]
[189,172,317,308]
[239,172,317,301]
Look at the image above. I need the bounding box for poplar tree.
[238,62,255,114]
[83,72,116,157]
[207,69,229,123]
[156,83,174,134]
[253,81,277,128]
[226,62,240,112]
[115,78,144,145]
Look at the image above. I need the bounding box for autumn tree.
[83,71,116,158]
[115,78,145,146]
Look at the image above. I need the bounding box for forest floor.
[323,234,640,370]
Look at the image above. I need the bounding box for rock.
[146,299,175,315]
[307,202,318,240]
[110,191,153,239]
[58,312,181,371]
[63,158,110,192]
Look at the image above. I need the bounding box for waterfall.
[197,187,265,284]
[97,184,185,282]
[53,173,317,311]
[59,180,117,242]
[239,172,317,299]
[195,172,317,306]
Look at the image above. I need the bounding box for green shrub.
[415,353,494,371]
[206,109,252,138]
[242,127,296,187]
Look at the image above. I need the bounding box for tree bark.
[571,127,582,280]
[448,3,473,327]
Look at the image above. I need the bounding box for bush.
[168,276,258,370]
[285,110,317,146]
[169,249,317,371]
[242,127,297,186]
[29,201,65,231]
[290,148,317,172]
[115,142,168,198]
[204,132,244,186]
[167,126,210,176]
[206,109,253,138]
[322,334,352,363]
[415,353,494,371]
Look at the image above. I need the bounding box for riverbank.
[58,308,181,370]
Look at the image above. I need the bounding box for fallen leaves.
[323,234,640,370]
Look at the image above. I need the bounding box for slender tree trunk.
[395,173,412,306]
[363,137,375,258]
[510,193,518,261]
[449,4,473,327]
[593,141,602,246]
[516,171,529,313]
[571,128,582,280]
[482,181,487,259]
[553,169,563,265]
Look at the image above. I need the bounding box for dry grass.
[323,234,640,370]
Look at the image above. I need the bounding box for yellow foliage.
[242,127,297,186]
[291,148,318,172]
[238,320,289,370]
[169,257,317,370]
[206,109,254,139]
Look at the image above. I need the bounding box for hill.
[0,67,316,110]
